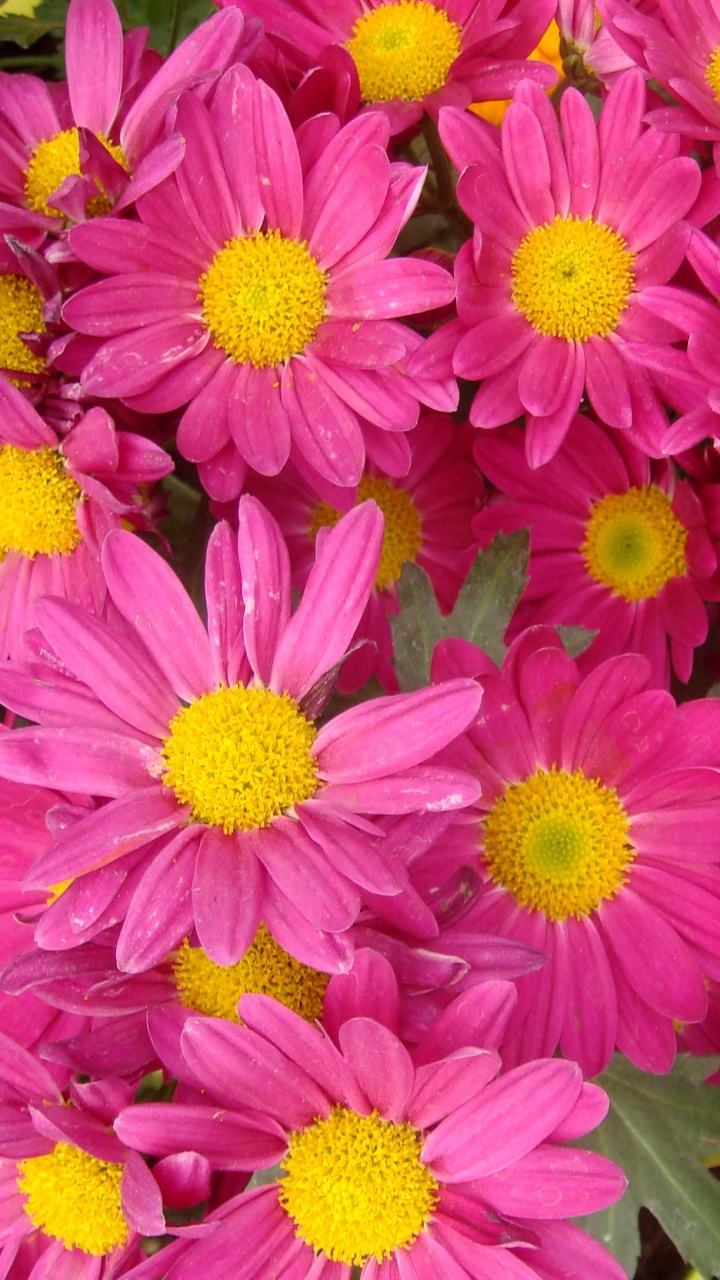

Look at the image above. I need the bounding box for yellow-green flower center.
[348,1,462,102]
[581,486,687,602]
[511,215,635,342]
[706,47,720,101]
[280,1106,439,1265]
[173,926,330,1022]
[162,685,319,834]
[0,445,82,558]
[309,475,423,591]
[199,230,327,368]
[23,127,128,218]
[17,1143,128,1257]
[0,274,45,381]
[483,767,634,920]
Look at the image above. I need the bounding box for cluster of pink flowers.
[2,0,720,1275]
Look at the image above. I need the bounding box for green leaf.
[575,1054,720,1278]
[247,1163,283,1190]
[555,625,598,657]
[0,14,63,45]
[390,532,529,691]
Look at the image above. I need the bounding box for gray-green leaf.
[575,1054,720,1278]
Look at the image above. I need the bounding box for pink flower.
[0,0,260,231]
[216,0,558,133]
[472,414,720,686]
[423,626,720,1076]
[0,1037,205,1277]
[431,70,701,466]
[246,413,482,692]
[557,0,640,88]
[599,0,720,158]
[113,976,626,1280]
[0,376,172,661]
[0,498,481,976]
[62,69,457,501]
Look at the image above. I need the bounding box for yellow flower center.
[17,1143,128,1257]
[162,685,319,834]
[706,47,720,101]
[0,446,82,559]
[199,230,326,368]
[23,128,127,219]
[483,767,633,920]
[347,1,462,102]
[173,926,330,1022]
[0,274,45,381]
[309,476,422,592]
[581,486,687,602]
[511,215,635,342]
[280,1107,438,1265]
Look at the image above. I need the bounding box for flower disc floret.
[0,274,46,380]
[0,446,82,558]
[199,230,327,367]
[280,1106,439,1265]
[484,767,634,920]
[706,47,720,101]
[511,215,635,342]
[310,476,423,591]
[348,1,462,102]
[162,684,319,833]
[173,926,330,1022]
[24,127,127,218]
[581,486,688,601]
[17,1142,128,1256]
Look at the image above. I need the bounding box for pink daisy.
[247,413,482,692]
[0,376,172,661]
[432,70,701,466]
[216,0,558,133]
[599,0,720,155]
[113,985,625,1280]
[423,626,720,1076]
[472,414,720,686]
[556,0,638,88]
[0,498,482,977]
[62,68,457,501]
[0,0,260,232]
[0,1036,208,1278]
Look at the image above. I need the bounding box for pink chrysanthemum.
[247,414,481,692]
[0,498,481,977]
[432,70,701,466]
[0,1037,207,1277]
[62,69,457,501]
[423,626,720,1076]
[0,0,260,232]
[472,414,720,685]
[0,376,172,660]
[113,983,625,1280]
[599,0,720,155]
[556,0,638,88]
[216,0,557,133]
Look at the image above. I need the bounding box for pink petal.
[237,495,291,686]
[66,0,123,135]
[338,1017,414,1120]
[253,79,303,238]
[192,827,264,966]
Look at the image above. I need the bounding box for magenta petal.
[262,879,355,974]
[115,1102,286,1171]
[121,1149,166,1237]
[474,1143,626,1219]
[115,827,201,973]
[237,495,291,686]
[30,1103,125,1163]
[252,820,360,934]
[558,916,617,1078]
[204,521,246,689]
[80,320,209,400]
[24,787,185,892]
[407,1051,501,1130]
[253,80,303,238]
[298,806,408,894]
[338,1017,414,1121]
[228,365,291,475]
[322,948,400,1040]
[102,529,214,702]
[192,827,264,967]
[66,0,123,134]
[34,597,178,739]
[320,767,480,814]
[283,357,366,486]
[314,680,483,781]
[422,1059,582,1182]
[0,1030,61,1103]
[153,1152,212,1210]
[270,501,383,700]
[0,725,157,797]
[599,890,707,1022]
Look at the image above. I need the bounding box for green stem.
[115,0,131,28]
[421,115,454,209]
[0,54,61,67]
[166,0,183,53]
